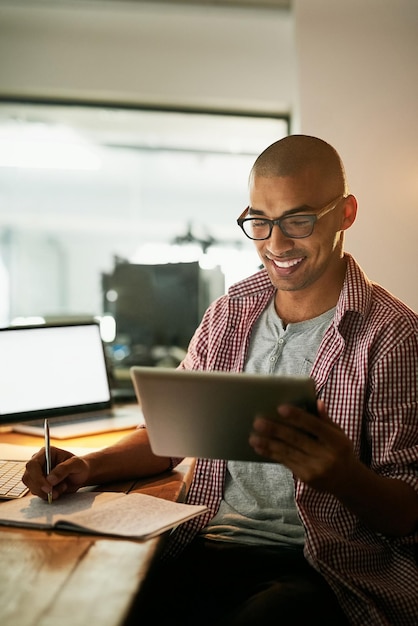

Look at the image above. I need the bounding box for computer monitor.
[102,261,224,365]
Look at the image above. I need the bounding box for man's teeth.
[272,258,302,268]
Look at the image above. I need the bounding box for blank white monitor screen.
[0,323,111,421]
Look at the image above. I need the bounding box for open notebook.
[0,322,143,439]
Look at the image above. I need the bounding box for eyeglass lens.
[242,215,315,240]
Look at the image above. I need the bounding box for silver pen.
[44,418,53,504]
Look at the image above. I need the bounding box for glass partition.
[0,100,288,329]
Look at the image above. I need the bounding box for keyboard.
[0,460,29,499]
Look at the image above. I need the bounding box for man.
[23,136,418,625]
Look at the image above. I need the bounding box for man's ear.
[341,194,358,231]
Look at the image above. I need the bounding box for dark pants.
[128,537,349,625]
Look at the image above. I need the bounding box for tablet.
[130,367,318,463]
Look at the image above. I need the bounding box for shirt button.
[278,339,284,344]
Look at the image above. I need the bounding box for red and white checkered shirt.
[164,253,418,625]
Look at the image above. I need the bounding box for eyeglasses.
[237,194,345,240]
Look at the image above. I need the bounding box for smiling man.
[24,135,418,626]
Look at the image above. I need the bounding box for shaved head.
[250,135,349,196]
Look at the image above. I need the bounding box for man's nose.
[266,222,294,253]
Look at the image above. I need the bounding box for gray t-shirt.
[201,297,335,546]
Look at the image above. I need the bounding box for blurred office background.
[0,0,417,375]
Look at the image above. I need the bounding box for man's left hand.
[249,399,355,493]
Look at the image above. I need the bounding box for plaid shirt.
[164,253,418,625]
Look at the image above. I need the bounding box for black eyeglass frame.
[237,194,346,240]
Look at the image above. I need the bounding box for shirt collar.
[335,253,373,326]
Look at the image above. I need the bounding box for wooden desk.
[0,428,195,626]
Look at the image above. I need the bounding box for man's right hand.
[23,447,90,501]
